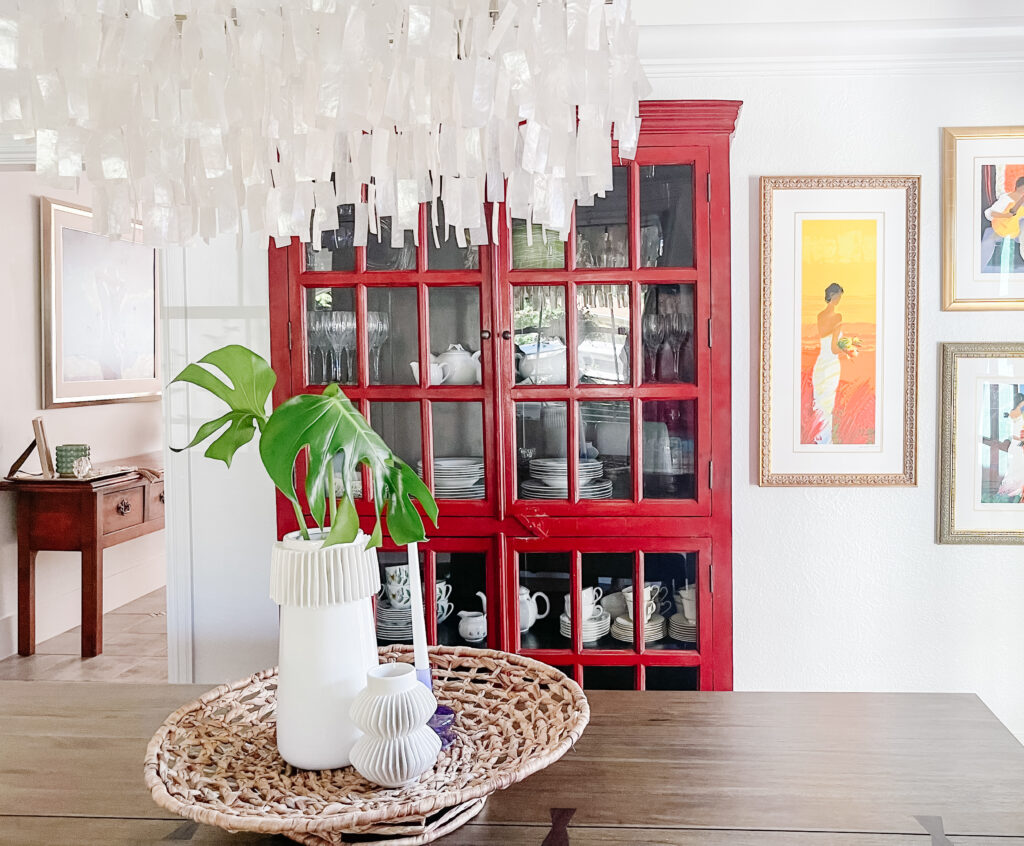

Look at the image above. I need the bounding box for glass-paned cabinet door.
[518,551,570,652]
[305,204,356,272]
[577,284,630,385]
[513,538,710,691]
[427,287,482,385]
[513,285,567,385]
[429,403,485,501]
[434,549,488,647]
[375,549,428,648]
[576,166,629,268]
[641,284,695,384]
[367,287,417,385]
[639,164,694,268]
[306,287,356,386]
[375,543,492,649]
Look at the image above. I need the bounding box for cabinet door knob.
[480,330,492,340]
[116,499,132,515]
[159,491,165,503]
[501,330,512,340]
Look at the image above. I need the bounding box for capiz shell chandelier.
[0,0,649,247]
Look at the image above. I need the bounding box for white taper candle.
[406,542,431,687]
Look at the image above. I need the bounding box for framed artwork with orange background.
[943,127,1024,311]
[759,176,920,486]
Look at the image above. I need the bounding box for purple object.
[437,728,456,750]
[428,705,455,731]
[416,667,432,689]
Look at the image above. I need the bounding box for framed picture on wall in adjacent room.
[942,126,1024,311]
[41,197,161,408]
[939,343,1024,545]
[758,176,920,486]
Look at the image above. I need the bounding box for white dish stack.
[668,613,697,642]
[610,614,666,644]
[375,601,415,642]
[520,458,612,499]
[417,456,484,500]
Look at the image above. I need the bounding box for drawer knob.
[116,499,132,516]
[159,491,165,503]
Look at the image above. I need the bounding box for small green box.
[55,444,90,477]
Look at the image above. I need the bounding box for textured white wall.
[646,58,1024,735]
[0,171,165,659]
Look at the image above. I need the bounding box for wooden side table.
[0,453,165,658]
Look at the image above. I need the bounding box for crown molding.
[639,100,742,135]
[0,137,34,166]
[639,17,1024,78]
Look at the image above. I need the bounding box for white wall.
[0,171,165,658]
[640,11,1024,737]
[162,5,1024,738]
[163,235,278,684]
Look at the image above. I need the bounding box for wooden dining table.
[2,681,1024,844]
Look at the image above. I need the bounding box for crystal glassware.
[642,314,665,382]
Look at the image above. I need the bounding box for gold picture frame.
[759,176,920,486]
[41,198,161,408]
[942,126,1024,311]
[938,343,1024,545]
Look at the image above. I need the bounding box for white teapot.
[435,344,482,385]
[518,340,567,384]
[518,586,550,633]
[457,591,487,643]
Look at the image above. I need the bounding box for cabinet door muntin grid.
[509,536,712,691]
[291,203,499,519]
[500,149,712,517]
[373,536,498,651]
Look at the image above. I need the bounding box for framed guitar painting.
[943,126,1024,311]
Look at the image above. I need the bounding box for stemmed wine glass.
[642,314,665,382]
[337,312,356,383]
[307,311,328,384]
[664,314,688,383]
[368,311,391,382]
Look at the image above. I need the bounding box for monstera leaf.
[260,385,437,547]
[169,345,275,467]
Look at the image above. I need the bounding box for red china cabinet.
[268,100,741,691]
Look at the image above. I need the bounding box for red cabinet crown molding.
[638,100,743,136]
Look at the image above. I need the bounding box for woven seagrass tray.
[144,645,589,845]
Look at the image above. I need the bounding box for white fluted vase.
[271,530,380,770]
[349,663,441,788]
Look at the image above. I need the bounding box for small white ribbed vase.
[271,530,380,771]
[349,663,441,788]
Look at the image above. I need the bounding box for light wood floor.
[0,587,167,682]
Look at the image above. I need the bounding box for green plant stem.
[327,460,338,526]
[291,500,310,540]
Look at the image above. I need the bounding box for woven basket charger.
[144,645,589,845]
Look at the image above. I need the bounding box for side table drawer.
[147,482,165,521]
[102,488,144,534]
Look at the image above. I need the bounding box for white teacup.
[384,564,410,586]
[436,580,452,603]
[436,599,454,623]
[642,582,669,604]
[563,592,603,620]
[626,598,657,622]
[680,593,697,623]
[624,585,666,620]
[386,584,412,608]
[410,361,451,385]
